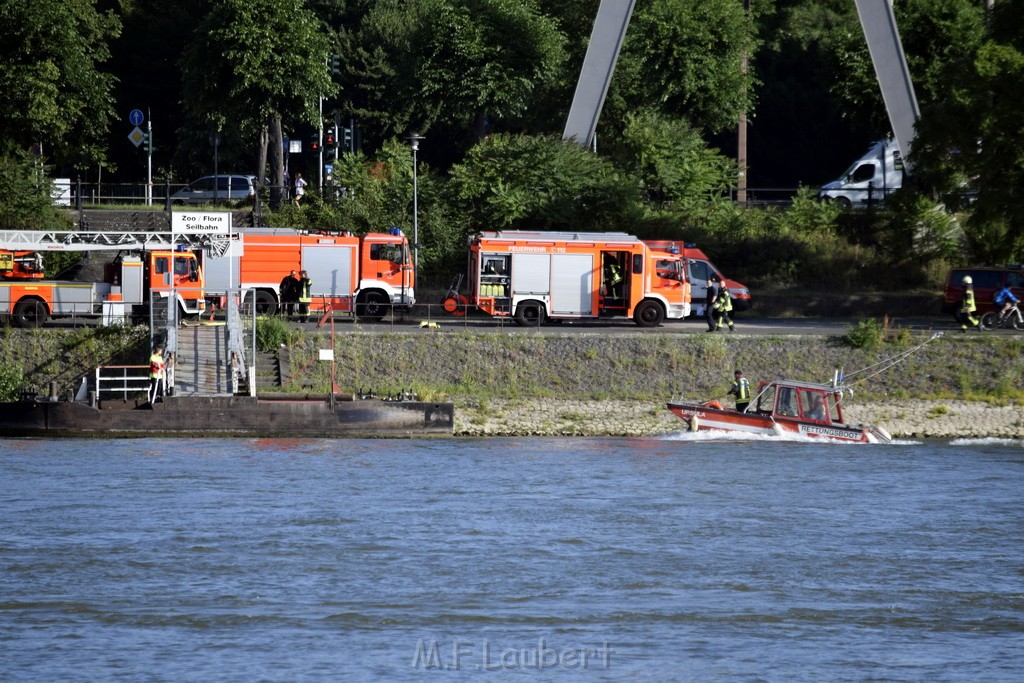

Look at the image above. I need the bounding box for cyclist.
[993,285,1019,324]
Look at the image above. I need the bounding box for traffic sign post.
[128,109,153,206]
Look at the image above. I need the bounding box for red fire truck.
[444,231,690,327]
[201,228,414,320]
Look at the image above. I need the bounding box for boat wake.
[660,430,918,446]
[950,437,1024,447]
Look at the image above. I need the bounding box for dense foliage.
[0,0,1020,291]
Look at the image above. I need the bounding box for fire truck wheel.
[356,291,388,322]
[514,301,544,327]
[633,300,665,328]
[253,291,278,316]
[13,298,49,328]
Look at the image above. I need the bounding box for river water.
[2,434,1022,681]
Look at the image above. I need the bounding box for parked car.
[942,265,1024,314]
[170,175,257,205]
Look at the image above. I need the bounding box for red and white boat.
[667,377,892,444]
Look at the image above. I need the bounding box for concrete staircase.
[252,350,284,392]
[172,325,241,396]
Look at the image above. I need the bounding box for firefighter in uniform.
[729,369,750,413]
[957,275,980,332]
[297,270,313,323]
[714,285,735,332]
[604,255,623,300]
[148,345,166,404]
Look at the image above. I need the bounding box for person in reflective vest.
[604,256,623,300]
[713,286,735,332]
[148,345,165,404]
[957,275,979,332]
[729,369,750,412]
[297,270,313,323]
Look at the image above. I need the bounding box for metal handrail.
[94,365,150,400]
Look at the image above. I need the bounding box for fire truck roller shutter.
[301,245,355,297]
[550,253,593,316]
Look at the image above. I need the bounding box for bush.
[254,316,293,352]
[844,318,883,350]
[0,363,24,401]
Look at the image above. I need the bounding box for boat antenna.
[841,331,943,387]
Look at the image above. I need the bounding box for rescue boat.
[667,377,892,444]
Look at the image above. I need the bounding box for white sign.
[52,178,71,207]
[319,349,334,361]
[172,211,233,235]
[289,140,302,153]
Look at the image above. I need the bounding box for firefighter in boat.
[729,369,750,413]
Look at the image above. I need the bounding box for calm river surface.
[2,435,1022,681]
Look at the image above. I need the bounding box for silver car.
[170,175,256,205]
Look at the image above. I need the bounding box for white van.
[819,138,903,207]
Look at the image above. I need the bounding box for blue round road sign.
[129,109,144,126]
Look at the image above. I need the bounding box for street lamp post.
[407,134,425,272]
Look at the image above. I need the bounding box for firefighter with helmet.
[957,275,980,332]
[713,285,735,332]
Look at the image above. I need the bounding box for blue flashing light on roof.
[389,227,403,236]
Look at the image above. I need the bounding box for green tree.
[912,0,1024,263]
[448,134,639,235]
[610,0,756,136]
[0,0,121,165]
[0,153,74,232]
[607,110,737,210]
[341,0,565,148]
[181,0,335,204]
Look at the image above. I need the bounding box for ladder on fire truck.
[0,229,232,255]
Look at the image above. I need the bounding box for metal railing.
[94,365,150,401]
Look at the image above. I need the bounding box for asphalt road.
[322,314,965,336]
[34,312,999,337]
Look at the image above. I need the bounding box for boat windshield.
[800,390,829,422]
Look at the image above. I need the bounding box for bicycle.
[981,301,1024,331]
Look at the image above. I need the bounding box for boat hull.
[667,402,888,444]
[0,395,454,439]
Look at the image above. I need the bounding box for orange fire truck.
[201,228,414,320]
[0,230,207,328]
[444,231,690,327]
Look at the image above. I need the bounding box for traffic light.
[343,126,352,151]
[141,131,152,154]
[329,53,341,76]
[324,126,337,161]
[310,136,321,153]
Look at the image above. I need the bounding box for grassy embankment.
[2,322,1022,412]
